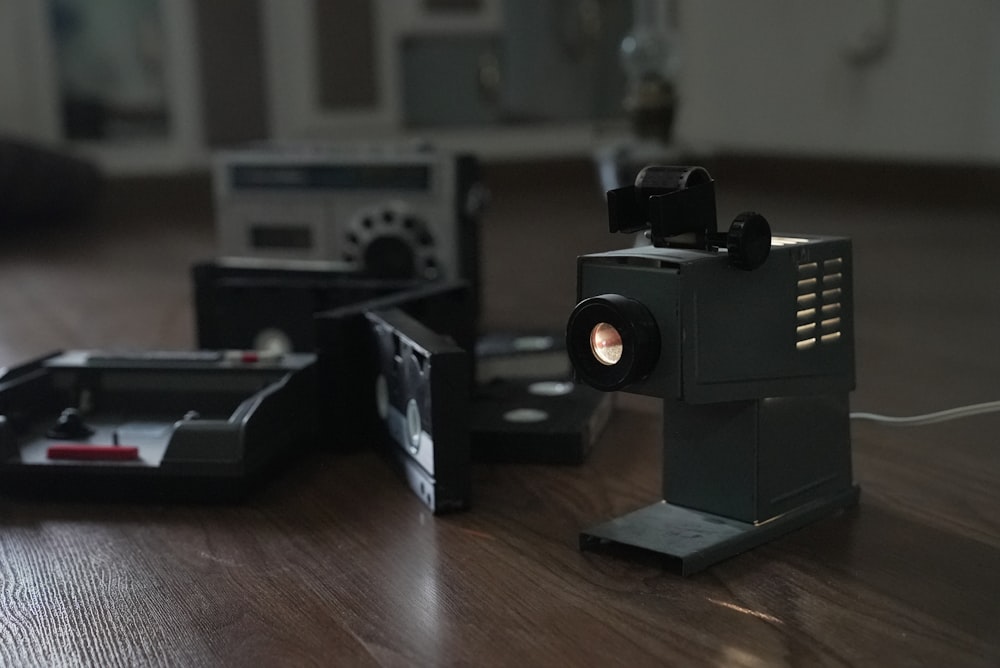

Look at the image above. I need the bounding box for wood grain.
[0,162,998,667]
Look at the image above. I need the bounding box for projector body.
[567,167,860,574]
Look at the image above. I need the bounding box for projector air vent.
[796,257,843,351]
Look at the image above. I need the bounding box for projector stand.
[580,395,860,575]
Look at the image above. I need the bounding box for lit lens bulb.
[590,322,623,366]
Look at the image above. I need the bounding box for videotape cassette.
[0,349,317,500]
[193,258,419,353]
[367,308,470,513]
[471,378,613,465]
[315,280,475,451]
[474,329,571,383]
[469,330,613,464]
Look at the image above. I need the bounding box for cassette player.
[213,143,485,291]
[0,349,317,500]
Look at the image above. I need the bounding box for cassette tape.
[0,350,317,500]
[471,378,613,465]
[367,308,470,513]
[193,258,419,353]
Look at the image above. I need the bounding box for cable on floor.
[850,400,1000,427]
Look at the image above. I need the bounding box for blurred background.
[2,0,998,172]
[1,0,998,420]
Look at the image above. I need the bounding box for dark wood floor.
[0,158,998,666]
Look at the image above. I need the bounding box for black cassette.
[193,259,419,352]
[0,349,317,500]
[474,330,571,383]
[367,308,470,513]
[470,330,612,464]
[472,378,613,465]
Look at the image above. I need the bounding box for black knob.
[706,211,771,270]
[726,211,771,270]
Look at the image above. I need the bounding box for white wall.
[674,0,1000,163]
[0,0,60,142]
[6,0,999,167]
[0,0,203,173]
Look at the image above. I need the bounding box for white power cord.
[851,400,1000,427]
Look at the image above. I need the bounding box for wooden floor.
[0,158,998,666]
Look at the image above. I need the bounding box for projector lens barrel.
[566,294,660,391]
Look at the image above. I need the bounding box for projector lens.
[566,294,660,392]
[590,323,623,365]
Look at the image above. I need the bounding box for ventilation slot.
[796,257,844,350]
[772,236,810,247]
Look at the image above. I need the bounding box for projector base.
[580,486,860,576]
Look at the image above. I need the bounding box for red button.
[47,444,140,461]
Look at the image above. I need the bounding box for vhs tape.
[193,258,419,353]
[471,378,613,465]
[367,308,470,513]
[315,280,475,450]
[470,330,612,464]
[474,330,571,383]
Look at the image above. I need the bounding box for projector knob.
[725,211,771,270]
